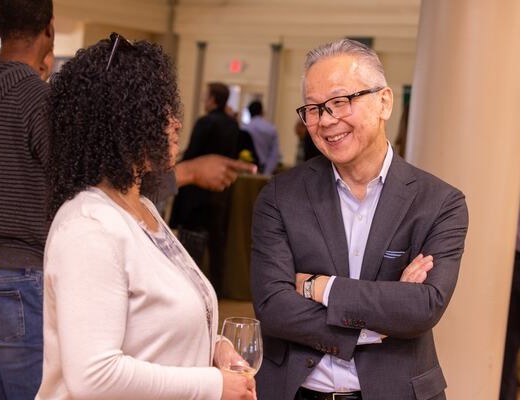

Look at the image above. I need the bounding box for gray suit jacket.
[250,154,468,400]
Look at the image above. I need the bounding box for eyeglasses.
[106,32,136,71]
[296,86,385,127]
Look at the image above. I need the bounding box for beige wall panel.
[174,3,420,39]
[276,48,308,166]
[378,51,416,143]
[54,0,168,34]
[54,17,84,57]
[83,24,154,48]
[176,37,200,152]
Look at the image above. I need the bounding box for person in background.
[36,34,255,400]
[0,0,54,398]
[170,82,242,296]
[244,100,281,175]
[250,38,468,400]
[294,118,321,165]
[500,209,520,400]
[225,105,260,170]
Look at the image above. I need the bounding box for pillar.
[267,43,282,122]
[407,1,520,398]
[191,41,207,128]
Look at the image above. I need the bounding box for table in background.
[222,174,269,300]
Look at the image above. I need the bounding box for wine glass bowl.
[217,317,262,377]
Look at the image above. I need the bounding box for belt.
[297,387,362,400]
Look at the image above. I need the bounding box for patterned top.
[141,220,214,362]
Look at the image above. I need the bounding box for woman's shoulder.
[49,188,131,239]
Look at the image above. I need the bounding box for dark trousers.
[500,251,520,400]
[173,189,231,298]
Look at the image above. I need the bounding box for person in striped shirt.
[0,0,54,398]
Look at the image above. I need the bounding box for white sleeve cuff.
[322,276,336,307]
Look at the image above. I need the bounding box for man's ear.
[45,17,55,41]
[380,86,393,121]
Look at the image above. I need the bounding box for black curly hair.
[48,35,182,216]
[0,0,53,40]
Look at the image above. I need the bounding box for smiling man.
[250,38,469,400]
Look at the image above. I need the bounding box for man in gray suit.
[250,39,468,400]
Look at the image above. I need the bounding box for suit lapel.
[360,155,418,281]
[304,157,350,276]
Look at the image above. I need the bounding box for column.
[191,41,207,128]
[157,0,178,71]
[267,43,282,122]
[407,1,520,398]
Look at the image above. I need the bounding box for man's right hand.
[400,254,434,283]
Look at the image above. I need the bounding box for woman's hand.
[216,338,256,399]
[214,339,246,369]
[220,369,256,400]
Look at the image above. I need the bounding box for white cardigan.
[36,188,222,400]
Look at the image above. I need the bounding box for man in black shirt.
[170,82,242,296]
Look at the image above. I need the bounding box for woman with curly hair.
[36,34,255,400]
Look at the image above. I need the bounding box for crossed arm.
[295,253,434,303]
[251,180,468,361]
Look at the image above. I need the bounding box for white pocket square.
[383,250,405,259]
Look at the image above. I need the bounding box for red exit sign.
[229,59,244,73]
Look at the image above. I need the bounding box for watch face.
[303,280,313,299]
[303,274,320,299]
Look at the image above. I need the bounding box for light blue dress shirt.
[244,116,281,175]
[301,143,393,392]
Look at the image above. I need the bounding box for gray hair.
[303,38,387,89]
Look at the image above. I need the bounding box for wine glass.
[217,317,263,377]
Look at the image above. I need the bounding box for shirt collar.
[332,140,393,185]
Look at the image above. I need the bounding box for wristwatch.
[303,274,320,299]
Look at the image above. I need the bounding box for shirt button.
[357,214,363,221]
[361,332,367,339]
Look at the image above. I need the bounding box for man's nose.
[318,106,338,126]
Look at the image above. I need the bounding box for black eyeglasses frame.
[296,86,385,126]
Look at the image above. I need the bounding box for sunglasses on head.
[106,32,136,71]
